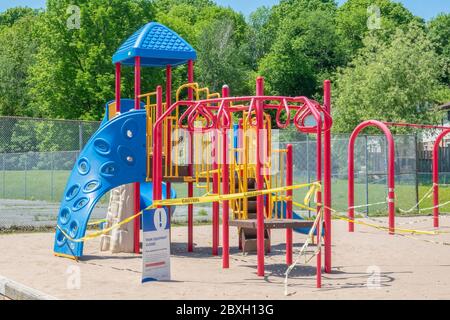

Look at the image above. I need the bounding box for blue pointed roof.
[112,22,197,67]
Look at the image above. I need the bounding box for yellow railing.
[141,83,221,182]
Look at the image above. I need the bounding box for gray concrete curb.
[0,276,57,300]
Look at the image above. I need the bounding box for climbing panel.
[54,110,147,258]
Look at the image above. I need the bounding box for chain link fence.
[1,116,449,228]
[0,117,102,228]
[282,133,450,217]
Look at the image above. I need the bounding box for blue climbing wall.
[54,110,147,258]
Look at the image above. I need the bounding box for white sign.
[142,208,171,282]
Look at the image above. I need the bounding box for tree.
[336,0,423,58]
[153,0,251,94]
[28,0,157,120]
[256,0,346,97]
[195,18,251,95]
[247,6,272,69]
[0,14,39,116]
[333,23,443,133]
[428,14,450,86]
[0,7,38,27]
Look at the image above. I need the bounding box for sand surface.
[0,216,450,300]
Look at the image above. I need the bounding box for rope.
[284,209,323,296]
[399,185,434,214]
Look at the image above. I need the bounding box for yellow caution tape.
[56,181,321,243]
[56,211,143,243]
[87,219,107,226]
[149,182,321,208]
[291,200,449,236]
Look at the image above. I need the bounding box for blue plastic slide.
[53,109,175,258]
[274,200,324,236]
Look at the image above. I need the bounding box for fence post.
[79,122,83,150]
[414,134,420,212]
[365,135,369,217]
[306,135,311,217]
[51,152,54,202]
[2,153,5,199]
[24,154,27,200]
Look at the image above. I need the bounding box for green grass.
[0,170,107,204]
[1,170,449,217]
[292,178,450,216]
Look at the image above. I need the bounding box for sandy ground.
[0,216,450,300]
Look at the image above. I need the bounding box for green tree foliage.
[247,6,272,69]
[153,0,251,94]
[336,0,423,58]
[195,18,251,95]
[333,23,443,133]
[0,12,39,116]
[28,0,157,120]
[0,0,449,136]
[257,0,346,97]
[0,7,38,27]
[428,13,450,86]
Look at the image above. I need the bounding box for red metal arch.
[432,129,450,228]
[348,120,395,234]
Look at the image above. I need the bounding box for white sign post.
[142,208,171,282]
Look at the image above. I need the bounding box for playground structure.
[53,22,333,288]
[347,120,450,233]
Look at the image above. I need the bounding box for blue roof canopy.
[112,22,197,67]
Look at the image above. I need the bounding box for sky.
[0,0,449,21]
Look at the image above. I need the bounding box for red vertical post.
[152,86,163,202]
[187,60,194,252]
[432,130,450,228]
[315,120,322,288]
[323,80,332,273]
[212,128,219,256]
[238,119,244,251]
[348,121,395,234]
[221,85,230,268]
[286,144,293,265]
[166,65,172,201]
[133,56,141,254]
[256,77,265,277]
[115,63,121,113]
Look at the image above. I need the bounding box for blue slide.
[274,201,324,236]
[53,105,175,259]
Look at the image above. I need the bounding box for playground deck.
[1,217,449,300]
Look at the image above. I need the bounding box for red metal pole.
[256,77,265,277]
[134,56,141,254]
[315,120,322,289]
[221,85,230,268]
[212,128,219,256]
[432,130,450,228]
[187,60,194,252]
[152,86,163,202]
[238,119,243,251]
[115,63,121,113]
[348,120,395,234]
[323,80,332,273]
[166,65,172,202]
[286,144,293,265]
